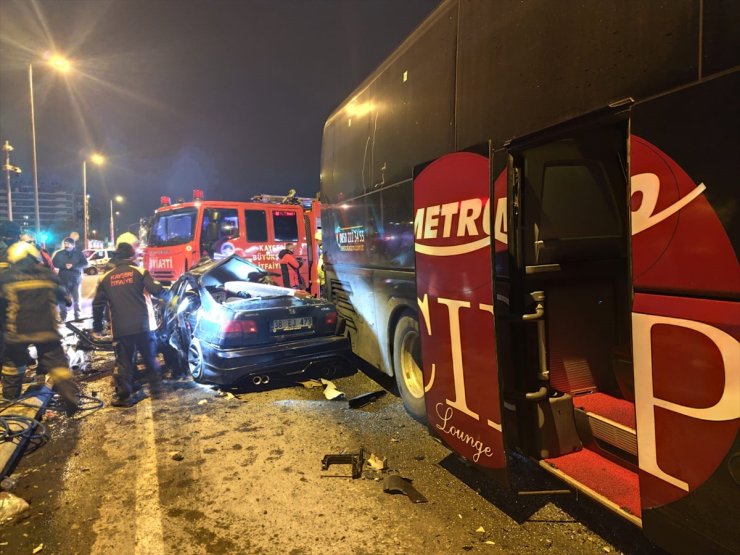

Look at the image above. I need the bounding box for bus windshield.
[149,207,198,247]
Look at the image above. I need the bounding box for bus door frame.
[502,103,632,460]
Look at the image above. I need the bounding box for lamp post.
[2,140,22,221]
[29,54,72,234]
[110,195,123,245]
[82,153,105,249]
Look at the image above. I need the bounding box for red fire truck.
[144,190,321,295]
[321,2,738,554]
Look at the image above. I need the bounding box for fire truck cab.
[144,190,321,295]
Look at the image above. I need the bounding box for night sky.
[0,0,438,232]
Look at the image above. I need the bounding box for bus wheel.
[393,315,426,421]
[187,337,205,382]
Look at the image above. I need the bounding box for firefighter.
[278,242,304,288]
[0,241,79,411]
[52,237,88,321]
[20,232,54,270]
[91,242,165,407]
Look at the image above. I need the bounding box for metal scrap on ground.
[347,390,386,409]
[383,475,428,503]
[321,447,365,478]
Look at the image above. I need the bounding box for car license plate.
[271,317,313,333]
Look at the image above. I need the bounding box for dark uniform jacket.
[0,262,70,344]
[92,259,164,338]
[52,248,88,285]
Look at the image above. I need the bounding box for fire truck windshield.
[148,207,198,247]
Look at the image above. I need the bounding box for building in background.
[0,175,83,246]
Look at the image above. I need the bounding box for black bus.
[320,1,739,553]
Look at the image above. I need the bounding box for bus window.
[381,183,414,268]
[201,208,239,259]
[244,209,268,242]
[273,211,299,242]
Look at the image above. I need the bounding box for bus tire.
[392,314,426,422]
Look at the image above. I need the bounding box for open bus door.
[504,109,642,523]
[412,150,507,477]
[506,101,740,553]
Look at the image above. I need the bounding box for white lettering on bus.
[630,173,706,235]
[414,198,490,240]
[435,403,495,462]
[428,296,502,432]
[632,313,740,491]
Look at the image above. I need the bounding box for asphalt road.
[0,277,664,555]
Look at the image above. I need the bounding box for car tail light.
[324,311,337,327]
[223,319,258,337]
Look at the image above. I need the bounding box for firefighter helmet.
[7,241,41,264]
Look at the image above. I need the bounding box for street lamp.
[110,195,123,244]
[29,53,72,234]
[82,153,105,249]
[2,140,22,221]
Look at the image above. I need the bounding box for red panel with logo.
[629,137,740,513]
[413,152,505,469]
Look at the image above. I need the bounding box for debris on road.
[383,475,428,503]
[476,526,486,533]
[321,447,364,478]
[216,391,237,400]
[0,492,29,522]
[170,451,184,461]
[33,543,44,553]
[197,399,208,405]
[366,452,387,471]
[347,389,386,409]
[298,379,323,389]
[320,379,344,400]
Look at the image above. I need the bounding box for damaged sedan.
[158,255,355,387]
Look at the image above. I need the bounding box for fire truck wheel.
[392,314,426,422]
[187,337,205,382]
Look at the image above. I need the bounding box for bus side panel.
[456,0,699,150]
[631,75,739,554]
[702,0,740,76]
[321,1,457,204]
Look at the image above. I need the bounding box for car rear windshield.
[149,208,198,246]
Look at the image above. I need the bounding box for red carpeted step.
[573,392,636,430]
[544,448,641,518]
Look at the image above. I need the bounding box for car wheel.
[187,337,205,382]
[392,314,426,422]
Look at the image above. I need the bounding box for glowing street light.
[82,152,105,249]
[29,53,73,233]
[110,195,123,244]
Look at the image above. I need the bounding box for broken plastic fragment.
[197,399,208,405]
[320,378,344,400]
[383,475,427,503]
[347,389,386,408]
[299,379,323,389]
[476,526,486,533]
[367,453,388,471]
[0,492,29,522]
[33,544,43,553]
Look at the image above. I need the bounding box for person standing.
[92,242,164,407]
[0,241,79,410]
[278,242,304,289]
[52,237,88,321]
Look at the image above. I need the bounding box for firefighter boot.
[47,367,81,415]
[1,363,26,401]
